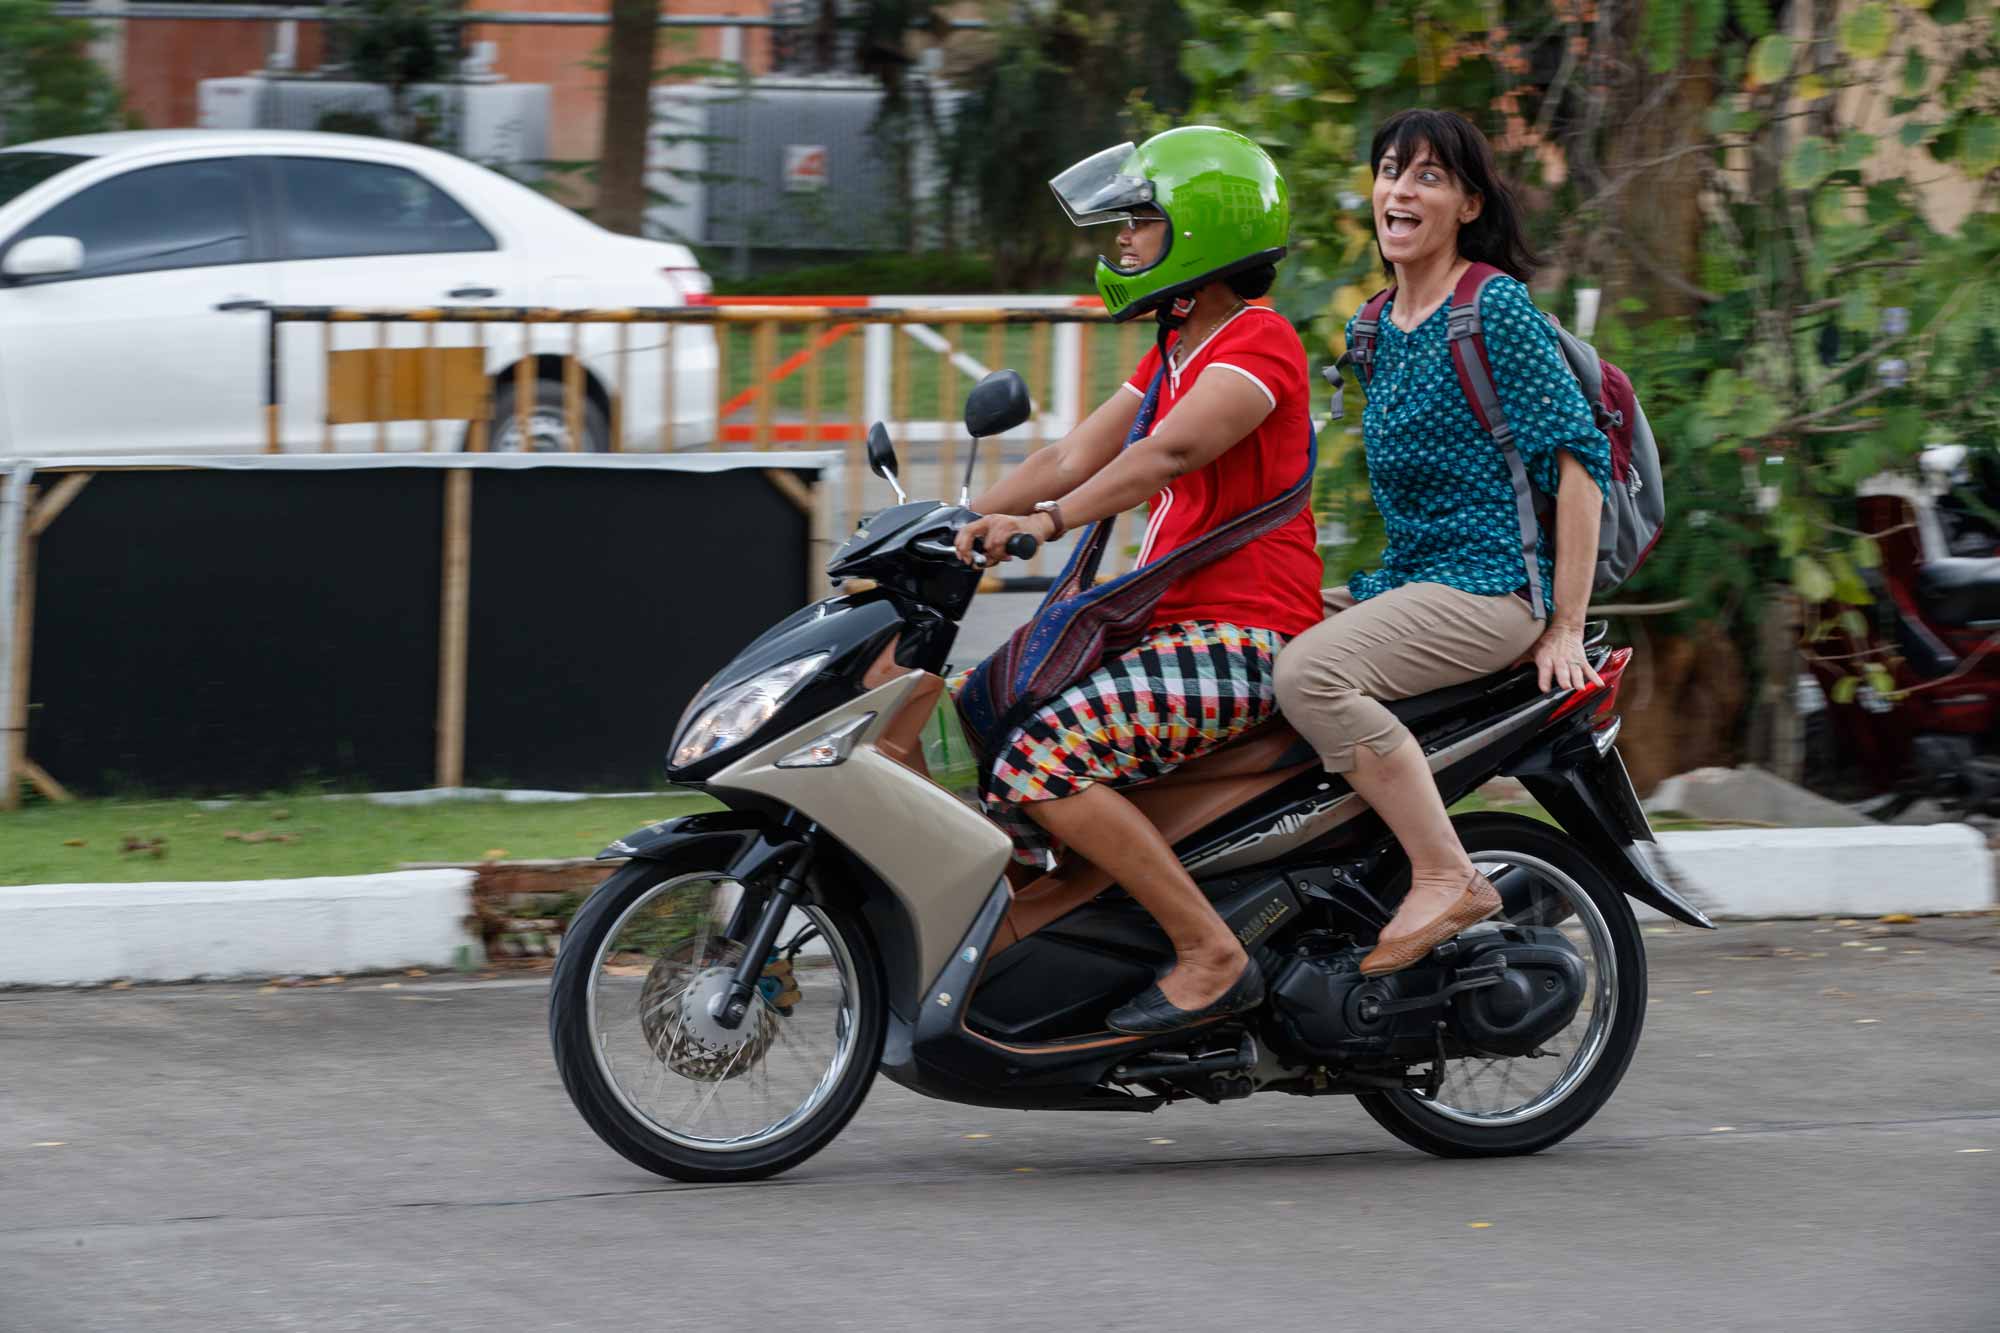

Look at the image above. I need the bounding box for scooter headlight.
[671,653,828,770]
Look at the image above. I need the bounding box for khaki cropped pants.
[1272,582,1543,774]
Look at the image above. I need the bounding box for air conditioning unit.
[647,74,962,251]
[194,74,550,176]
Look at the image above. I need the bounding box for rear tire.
[549,857,886,1182]
[1357,813,1646,1158]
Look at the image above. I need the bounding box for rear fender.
[1507,724,1716,930]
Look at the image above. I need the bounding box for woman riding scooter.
[1273,109,1613,975]
[952,127,1323,1035]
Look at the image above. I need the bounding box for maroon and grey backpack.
[1334,261,1665,620]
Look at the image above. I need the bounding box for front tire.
[549,857,886,1182]
[1357,813,1647,1158]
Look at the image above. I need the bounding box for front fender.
[597,808,770,864]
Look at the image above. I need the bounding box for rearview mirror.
[866,422,906,502]
[964,370,1031,439]
[2,235,84,281]
[866,422,898,480]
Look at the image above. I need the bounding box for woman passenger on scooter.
[951,127,1323,1035]
[1272,109,1611,976]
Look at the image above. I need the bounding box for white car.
[0,130,718,456]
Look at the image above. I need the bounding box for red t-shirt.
[1122,305,1324,639]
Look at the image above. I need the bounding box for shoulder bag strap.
[1445,262,1547,622]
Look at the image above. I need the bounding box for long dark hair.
[1369,109,1538,282]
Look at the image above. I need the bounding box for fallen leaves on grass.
[61,838,85,848]
[222,830,297,845]
[482,848,510,861]
[119,835,166,858]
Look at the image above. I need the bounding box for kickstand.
[1423,1021,1447,1100]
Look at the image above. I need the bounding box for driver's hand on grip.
[954,512,1049,568]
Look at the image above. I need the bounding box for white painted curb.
[1653,825,1994,920]
[2,826,1990,985]
[0,870,479,987]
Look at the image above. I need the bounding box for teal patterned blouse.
[1345,274,1611,617]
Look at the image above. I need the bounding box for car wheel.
[489,375,610,452]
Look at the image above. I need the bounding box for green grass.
[1451,792,1711,834]
[716,321,1145,429]
[2,783,1708,887]
[0,793,719,886]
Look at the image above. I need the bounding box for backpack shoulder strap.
[1345,286,1394,384]
[1445,262,1548,622]
[1329,286,1394,420]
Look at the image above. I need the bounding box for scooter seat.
[1141,660,1544,789]
[1385,663,1541,728]
[1918,558,2000,627]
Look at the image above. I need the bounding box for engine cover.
[1449,929,1587,1055]
[1267,925,1587,1064]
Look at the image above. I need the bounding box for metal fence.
[264,299,1149,575]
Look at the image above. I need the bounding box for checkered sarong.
[959,620,1285,865]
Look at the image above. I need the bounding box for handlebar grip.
[1005,533,1040,559]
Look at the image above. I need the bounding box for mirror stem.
[959,435,981,508]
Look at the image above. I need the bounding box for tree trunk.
[1614,620,1750,795]
[1594,4,1711,319]
[596,0,662,237]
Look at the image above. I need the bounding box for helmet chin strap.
[1154,294,1196,359]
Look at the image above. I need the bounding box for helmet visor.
[1049,143,1153,227]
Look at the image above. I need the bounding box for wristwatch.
[1032,500,1067,541]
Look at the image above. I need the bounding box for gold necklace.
[1173,300,1247,365]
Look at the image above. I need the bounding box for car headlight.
[670,653,828,769]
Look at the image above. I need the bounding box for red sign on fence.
[783,145,828,193]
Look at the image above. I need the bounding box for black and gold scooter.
[547,370,1712,1183]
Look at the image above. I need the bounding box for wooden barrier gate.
[262,299,1153,577]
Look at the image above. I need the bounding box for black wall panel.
[24,464,813,795]
[462,467,810,789]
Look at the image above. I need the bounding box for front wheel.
[548,857,885,1182]
[1357,813,1647,1158]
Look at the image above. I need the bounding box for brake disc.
[638,942,779,1082]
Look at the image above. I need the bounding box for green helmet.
[1049,126,1289,322]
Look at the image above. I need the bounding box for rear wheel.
[1357,813,1646,1157]
[548,857,885,1182]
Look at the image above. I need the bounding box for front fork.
[710,829,818,1030]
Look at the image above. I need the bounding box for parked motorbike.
[547,369,1714,1182]
[1802,444,2000,819]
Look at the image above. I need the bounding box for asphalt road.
[3,916,1996,1333]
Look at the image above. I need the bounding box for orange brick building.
[119,0,783,162]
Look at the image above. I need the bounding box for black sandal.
[1106,959,1265,1035]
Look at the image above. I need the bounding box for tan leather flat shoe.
[1359,872,1503,976]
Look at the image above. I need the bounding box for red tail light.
[1549,646,1632,725]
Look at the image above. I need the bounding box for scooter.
[1801,444,2000,819]
[547,369,1714,1182]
